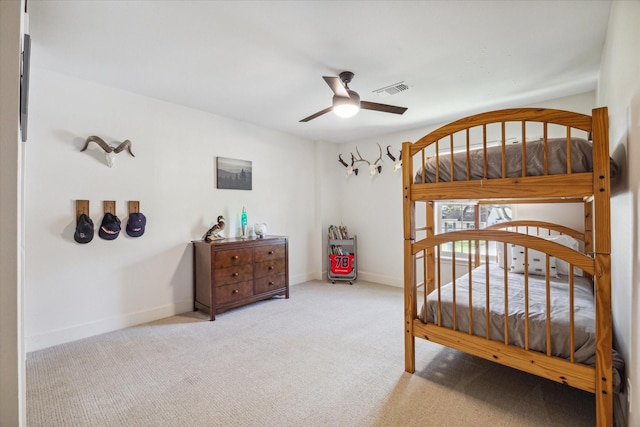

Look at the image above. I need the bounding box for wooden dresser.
[192,236,289,320]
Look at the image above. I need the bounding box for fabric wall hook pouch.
[126,212,146,237]
[99,212,121,240]
[74,213,94,244]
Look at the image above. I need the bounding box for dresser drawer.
[254,244,285,263]
[215,280,253,305]
[254,258,285,279]
[254,273,285,294]
[214,263,253,286]
[214,247,253,269]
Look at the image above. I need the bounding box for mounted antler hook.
[338,153,357,177]
[386,144,402,172]
[353,146,370,166]
[81,135,135,167]
[371,143,383,175]
[114,139,135,157]
[386,145,396,161]
[81,136,112,153]
[354,144,383,176]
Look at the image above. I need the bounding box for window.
[435,203,512,257]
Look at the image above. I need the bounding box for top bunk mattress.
[414,137,619,184]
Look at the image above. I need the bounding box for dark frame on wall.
[216,157,252,190]
[20,33,31,142]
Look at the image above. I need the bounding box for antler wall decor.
[81,135,135,168]
[386,145,402,172]
[337,143,385,177]
[338,153,359,176]
[353,143,383,176]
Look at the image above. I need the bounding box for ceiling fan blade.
[360,101,408,115]
[300,106,333,122]
[323,76,350,98]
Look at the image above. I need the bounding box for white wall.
[335,92,597,287]
[24,69,326,351]
[315,141,343,276]
[598,0,640,423]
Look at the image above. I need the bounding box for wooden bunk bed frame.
[401,107,613,426]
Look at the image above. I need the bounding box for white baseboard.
[26,299,193,353]
[319,269,402,288]
[355,271,402,288]
[290,271,322,285]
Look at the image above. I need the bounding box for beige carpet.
[26,280,596,426]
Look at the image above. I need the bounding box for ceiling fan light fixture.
[332,91,361,118]
[300,72,406,122]
[333,102,359,118]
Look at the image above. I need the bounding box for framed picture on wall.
[216,157,252,190]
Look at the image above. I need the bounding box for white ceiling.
[27,0,612,144]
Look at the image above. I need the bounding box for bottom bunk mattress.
[420,263,623,391]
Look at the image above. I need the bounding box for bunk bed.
[401,107,621,426]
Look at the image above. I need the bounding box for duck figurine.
[204,215,225,242]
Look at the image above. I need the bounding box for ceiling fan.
[300,71,408,122]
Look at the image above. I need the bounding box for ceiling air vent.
[373,81,410,98]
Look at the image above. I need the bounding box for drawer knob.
[232,289,239,294]
[268,266,273,270]
[268,281,274,286]
[233,272,239,277]
[232,255,239,260]
[268,251,274,255]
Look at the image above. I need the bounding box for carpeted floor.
[26,280,596,426]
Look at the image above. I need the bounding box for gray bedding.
[414,137,619,183]
[422,263,624,391]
